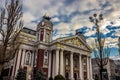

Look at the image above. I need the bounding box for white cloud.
[52,34,67,40]
[105,37,118,47]
[110,56,120,60]
[22,12,37,30]
[23,12,35,23]
[54,22,71,34]
[84,30,95,37]
[51,17,60,22]
[21,0,120,48]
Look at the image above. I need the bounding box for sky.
[0,0,120,58]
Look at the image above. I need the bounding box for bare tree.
[89,14,110,80]
[0,0,23,76]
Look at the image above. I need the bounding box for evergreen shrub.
[54,75,65,80]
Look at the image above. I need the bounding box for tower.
[36,15,53,43]
[36,15,53,77]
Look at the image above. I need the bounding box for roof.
[51,35,92,52]
[22,27,36,36]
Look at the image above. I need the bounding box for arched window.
[74,58,78,67]
[25,51,31,65]
[45,32,50,42]
[66,56,70,66]
[36,32,39,41]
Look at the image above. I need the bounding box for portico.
[48,36,93,80]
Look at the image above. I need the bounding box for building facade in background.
[2,15,93,80]
[92,58,120,80]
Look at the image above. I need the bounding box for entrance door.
[74,73,77,80]
[65,72,69,80]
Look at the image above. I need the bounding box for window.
[66,58,69,65]
[37,33,39,41]
[43,50,48,67]
[74,58,78,67]
[65,56,70,66]
[44,59,48,65]
[45,33,50,42]
[44,52,48,56]
[25,51,31,65]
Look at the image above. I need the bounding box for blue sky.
[0,0,120,58]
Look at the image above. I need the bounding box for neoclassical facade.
[2,15,93,80]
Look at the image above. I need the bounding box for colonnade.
[48,49,93,80]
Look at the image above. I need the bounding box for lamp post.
[89,14,108,80]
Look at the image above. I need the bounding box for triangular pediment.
[56,36,92,52]
[61,37,82,46]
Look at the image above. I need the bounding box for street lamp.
[89,14,109,80]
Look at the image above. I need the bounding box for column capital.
[60,49,64,52]
[79,54,82,56]
[70,51,74,54]
[56,48,60,50]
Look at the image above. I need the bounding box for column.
[21,49,26,67]
[11,53,18,79]
[87,56,90,80]
[48,51,52,78]
[52,53,55,78]
[60,49,64,76]
[89,57,93,80]
[55,49,59,76]
[15,49,22,77]
[79,54,83,80]
[31,50,35,68]
[70,52,74,80]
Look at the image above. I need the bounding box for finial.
[43,13,51,20]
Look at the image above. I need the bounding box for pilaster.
[48,51,52,78]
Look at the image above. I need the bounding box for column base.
[87,79,93,80]
[78,78,83,80]
[70,78,74,80]
[89,79,94,80]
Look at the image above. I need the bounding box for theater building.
[2,15,93,80]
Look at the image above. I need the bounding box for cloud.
[1,0,120,49]
[84,30,96,37]
[54,22,71,35]
[0,0,120,58]
[22,12,37,30]
[52,17,60,22]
